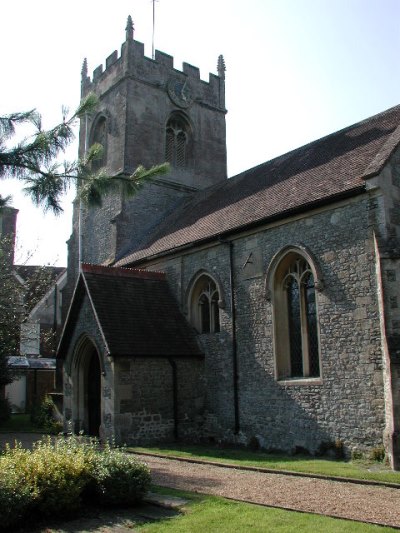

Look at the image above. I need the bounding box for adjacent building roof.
[8,356,56,370]
[14,266,65,283]
[58,264,203,359]
[116,104,400,267]
[14,266,66,313]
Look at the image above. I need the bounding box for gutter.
[168,358,179,440]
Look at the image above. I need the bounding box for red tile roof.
[116,104,400,267]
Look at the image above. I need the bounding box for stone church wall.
[114,182,194,263]
[235,194,383,455]
[147,193,386,455]
[62,21,398,459]
[149,247,238,440]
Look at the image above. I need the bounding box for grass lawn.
[128,444,400,485]
[14,487,398,532]
[0,413,44,433]
[136,486,398,532]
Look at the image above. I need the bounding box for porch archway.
[71,336,102,436]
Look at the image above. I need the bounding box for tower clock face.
[167,78,193,108]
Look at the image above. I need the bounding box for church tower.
[67,16,227,290]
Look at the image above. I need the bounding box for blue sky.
[2,0,400,265]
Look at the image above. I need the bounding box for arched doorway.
[86,348,101,436]
[71,337,102,437]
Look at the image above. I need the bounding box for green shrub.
[293,446,311,456]
[32,437,100,515]
[0,449,33,530]
[1,437,99,521]
[0,436,150,529]
[370,446,385,462]
[351,449,364,460]
[31,395,63,434]
[316,439,345,459]
[90,445,151,506]
[247,435,260,451]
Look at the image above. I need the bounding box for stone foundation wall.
[114,356,205,445]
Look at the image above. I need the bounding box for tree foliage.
[0,235,56,387]
[0,95,169,387]
[0,94,169,213]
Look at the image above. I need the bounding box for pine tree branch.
[1,93,169,213]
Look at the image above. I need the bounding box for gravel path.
[134,453,400,528]
[2,435,400,528]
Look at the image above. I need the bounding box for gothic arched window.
[189,274,220,334]
[90,116,107,171]
[165,114,190,168]
[273,253,321,380]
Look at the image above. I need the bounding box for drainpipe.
[53,284,58,334]
[220,239,240,435]
[52,284,58,354]
[168,358,179,440]
[33,368,38,412]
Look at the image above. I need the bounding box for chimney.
[0,207,19,266]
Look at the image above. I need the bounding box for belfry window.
[90,116,107,171]
[190,275,220,334]
[273,253,321,380]
[165,115,190,168]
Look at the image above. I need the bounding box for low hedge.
[0,465,32,530]
[90,446,151,506]
[0,436,151,530]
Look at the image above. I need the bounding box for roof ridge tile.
[82,263,165,280]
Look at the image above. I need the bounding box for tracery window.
[165,115,190,168]
[190,275,220,334]
[273,253,321,380]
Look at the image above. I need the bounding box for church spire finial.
[217,54,226,79]
[126,15,134,41]
[81,58,88,80]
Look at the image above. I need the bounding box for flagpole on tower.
[152,0,158,60]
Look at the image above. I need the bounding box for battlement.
[81,16,225,110]
[86,41,217,84]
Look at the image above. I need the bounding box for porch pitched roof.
[57,264,203,359]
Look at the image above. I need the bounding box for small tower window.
[90,116,107,171]
[165,114,190,168]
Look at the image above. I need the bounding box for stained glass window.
[191,276,220,334]
[199,293,211,333]
[278,255,321,379]
[287,277,303,377]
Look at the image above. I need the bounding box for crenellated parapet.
[80,15,226,111]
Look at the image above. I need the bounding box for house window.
[90,116,107,171]
[274,254,320,380]
[190,275,220,334]
[165,115,190,168]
